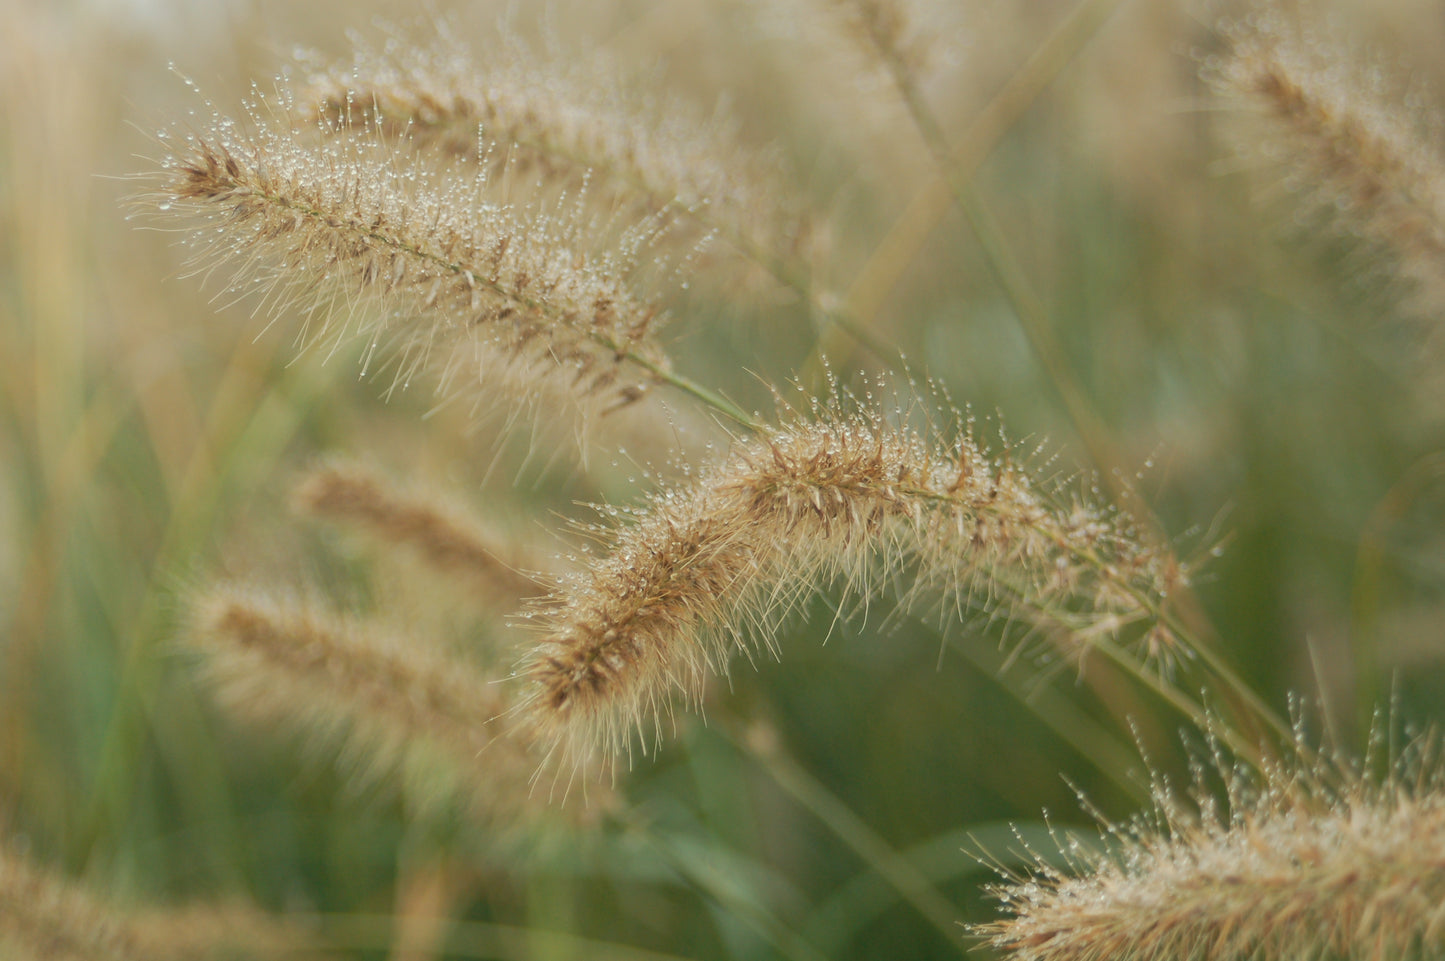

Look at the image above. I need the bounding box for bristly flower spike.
[141,81,673,424]
[519,386,1186,772]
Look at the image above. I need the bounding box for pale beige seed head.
[292,460,545,603]
[295,31,808,268]
[146,88,670,424]
[518,402,1184,770]
[0,847,328,961]
[980,738,1445,961]
[1208,13,1445,313]
[0,847,148,961]
[184,587,568,825]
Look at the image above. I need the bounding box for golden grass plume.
[142,84,671,421]
[183,586,578,822]
[979,732,1445,961]
[1208,11,1445,312]
[295,28,808,268]
[292,459,546,604]
[0,844,325,961]
[519,389,1186,769]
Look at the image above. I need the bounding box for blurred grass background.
[4,0,1445,958]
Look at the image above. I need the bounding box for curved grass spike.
[292,459,546,603]
[979,730,1445,961]
[296,29,810,272]
[143,83,672,424]
[0,844,328,960]
[185,587,600,823]
[1208,12,1445,314]
[519,389,1188,769]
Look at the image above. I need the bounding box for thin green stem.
[622,348,761,430]
[855,1,1130,497]
[609,807,831,961]
[1089,634,1265,772]
[852,4,1307,774]
[722,721,966,949]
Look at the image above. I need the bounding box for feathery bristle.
[296,31,807,266]
[146,90,669,418]
[1209,14,1445,311]
[979,734,1445,961]
[292,460,544,602]
[519,399,1184,768]
[185,587,556,821]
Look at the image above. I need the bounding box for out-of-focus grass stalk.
[841,0,1300,767]
[725,719,965,945]
[78,336,337,863]
[803,0,1132,382]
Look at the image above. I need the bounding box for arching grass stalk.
[836,0,1297,764]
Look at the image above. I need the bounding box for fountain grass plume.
[0,844,328,961]
[295,28,809,269]
[184,585,594,822]
[141,81,672,424]
[979,729,1445,961]
[292,459,546,603]
[518,386,1187,770]
[1208,12,1445,313]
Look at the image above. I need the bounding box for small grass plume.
[141,83,671,423]
[296,27,808,268]
[979,730,1445,961]
[0,844,326,961]
[292,459,546,603]
[183,586,579,822]
[1208,11,1445,313]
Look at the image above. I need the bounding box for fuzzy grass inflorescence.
[146,86,672,420]
[979,734,1445,961]
[520,393,1186,768]
[296,30,807,269]
[0,844,324,961]
[1209,12,1445,312]
[292,459,546,604]
[1,844,151,961]
[99,2,1445,956]
[184,587,565,822]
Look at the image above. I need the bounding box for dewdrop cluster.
[521,402,1185,768]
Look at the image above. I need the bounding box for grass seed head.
[143,84,672,428]
[518,393,1186,772]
